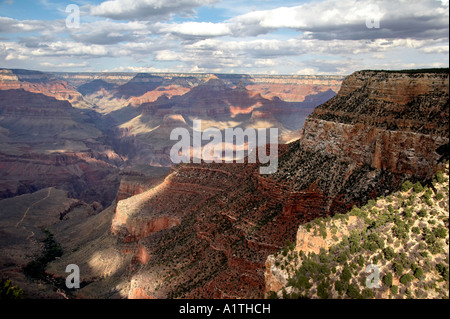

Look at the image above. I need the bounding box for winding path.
[15,187,53,228]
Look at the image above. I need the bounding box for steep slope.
[272,69,449,213]
[0,89,122,205]
[44,68,449,299]
[265,164,449,299]
[0,187,104,298]
[77,79,117,96]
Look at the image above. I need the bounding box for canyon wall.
[264,69,449,296]
[0,69,90,109]
[0,89,122,205]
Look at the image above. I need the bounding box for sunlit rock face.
[0,69,90,109]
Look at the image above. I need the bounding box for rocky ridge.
[265,164,449,299]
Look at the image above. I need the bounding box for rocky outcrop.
[265,163,449,299]
[263,69,449,298]
[116,166,171,201]
[273,69,449,210]
[302,70,449,178]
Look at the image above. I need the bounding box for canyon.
[0,68,448,299]
[0,68,342,201]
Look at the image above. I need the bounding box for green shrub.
[403,207,413,219]
[414,267,424,279]
[393,262,404,276]
[267,291,278,299]
[367,233,384,249]
[367,199,377,208]
[383,247,396,262]
[317,281,329,299]
[435,192,444,201]
[433,225,447,239]
[361,288,374,299]
[392,223,409,240]
[357,255,365,267]
[383,273,393,287]
[419,251,429,258]
[428,241,443,255]
[366,241,379,252]
[413,182,424,193]
[390,285,399,295]
[340,264,352,282]
[336,251,348,263]
[400,273,414,285]
[346,284,361,299]
[0,279,24,299]
[294,275,312,290]
[335,280,344,295]
[402,181,414,192]
[436,171,445,183]
[422,189,433,200]
[436,263,449,282]
[417,209,427,218]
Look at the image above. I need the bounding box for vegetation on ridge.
[268,163,449,299]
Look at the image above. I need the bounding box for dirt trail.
[15,188,53,228]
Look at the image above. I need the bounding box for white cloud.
[69,20,151,45]
[158,22,231,38]
[227,0,449,40]
[40,62,89,68]
[0,0,448,74]
[103,65,178,73]
[88,0,218,20]
[296,68,316,75]
[155,50,182,61]
[420,45,450,54]
[0,16,59,33]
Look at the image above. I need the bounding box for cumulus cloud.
[227,0,449,40]
[88,0,218,20]
[70,20,151,45]
[0,0,448,74]
[157,22,232,39]
[0,17,56,33]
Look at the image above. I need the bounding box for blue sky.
[0,0,448,74]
